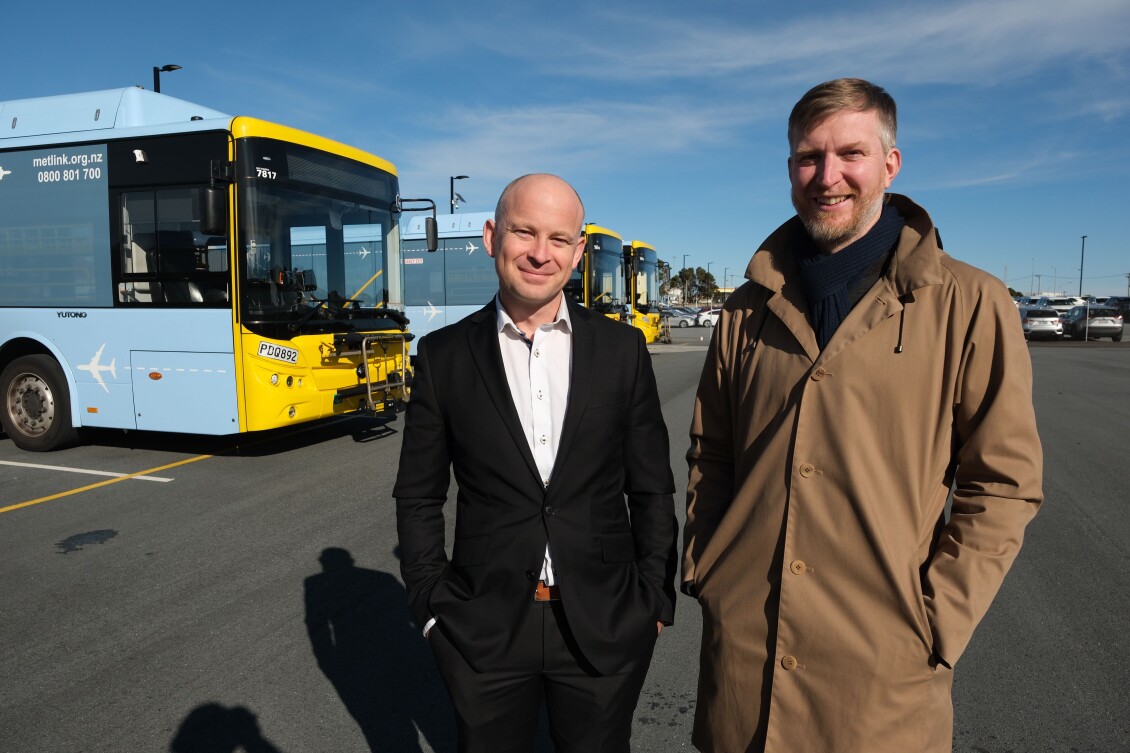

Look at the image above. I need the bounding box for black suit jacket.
[393,299,677,675]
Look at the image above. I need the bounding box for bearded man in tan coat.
[683,78,1043,753]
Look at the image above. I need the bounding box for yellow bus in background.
[624,240,661,344]
[567,224,625,321]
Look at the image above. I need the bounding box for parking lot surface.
[2,329,1127,752]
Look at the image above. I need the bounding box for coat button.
[544,506,555,516]
[811,367,826,381]
[799,463,816,477]
[781,655,798,671]
[790,560,807,575]
[525,570,537,581]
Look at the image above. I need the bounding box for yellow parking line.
[0,454,213,515]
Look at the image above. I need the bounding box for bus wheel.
[0,355,79,452]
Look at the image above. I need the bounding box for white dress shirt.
[495,293,573,586]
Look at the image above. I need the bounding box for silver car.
[1019,307,1063,341]
[1061,305,1123,342]
[660,307,697,328]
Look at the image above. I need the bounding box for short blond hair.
[788,78,897,153]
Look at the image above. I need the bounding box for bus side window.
[116,188,230,306]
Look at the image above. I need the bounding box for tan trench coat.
[684,195,1043,753]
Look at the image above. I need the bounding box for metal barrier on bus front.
[330,332,411,413]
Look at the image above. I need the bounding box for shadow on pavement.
[304,547,455,752]
[169,703,283,752]
[75,414,400,457]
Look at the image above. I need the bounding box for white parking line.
[0,460,173,483]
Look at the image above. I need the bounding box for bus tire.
[1,355,80,452]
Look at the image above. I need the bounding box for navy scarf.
[796,204,905,350]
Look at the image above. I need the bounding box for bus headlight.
[270,373,279,386]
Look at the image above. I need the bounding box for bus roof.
[629,240,656,251]
[1,88,398,175]
[584,223,622,241]
[0,88,231,145]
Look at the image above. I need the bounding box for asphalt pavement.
[1,327,1127,752]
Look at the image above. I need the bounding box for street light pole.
[1078,235,1087,297]
[152,64,182,93]
[682,254,689,305]
[449,175,469,215]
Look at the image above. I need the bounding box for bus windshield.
[588,232,624,313]
[636,251,659,312]
[237,138,401,339]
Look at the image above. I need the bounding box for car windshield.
[1027,309,1058,319]
[1087,308,1120,318]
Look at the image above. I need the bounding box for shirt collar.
[494,293,573,338]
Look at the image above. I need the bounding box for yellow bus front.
[229,118,412,432]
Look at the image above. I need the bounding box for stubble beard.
[796,191,885,251]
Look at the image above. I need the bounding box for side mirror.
[425,217,438,253]
[201,186,227,236]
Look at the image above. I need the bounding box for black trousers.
[428,600,656,753]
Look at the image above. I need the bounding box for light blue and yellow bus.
[624,240,661,344]
[400,212,497,342]
[0,88,435,451]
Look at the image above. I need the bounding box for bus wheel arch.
[0,354,80,451]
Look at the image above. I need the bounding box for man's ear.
[571,236,585,270]
[884,147,902,187]
[483,219,497,258]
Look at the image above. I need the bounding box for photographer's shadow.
[304,547,455,752]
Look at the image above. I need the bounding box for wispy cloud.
[394,99,754,193]
[470,0,1130,88]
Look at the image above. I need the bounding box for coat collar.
[745,194,944,295]
[552,299,596,484]
[743,193,947,362]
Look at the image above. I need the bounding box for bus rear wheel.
[1,355,79,452]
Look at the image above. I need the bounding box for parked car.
[1104,296,1130,320]
[1019,307,1063,341]
[696,308,722,327]
[1061,305,1123,341]
[1035,296,1083,315]
[660,307,697,328]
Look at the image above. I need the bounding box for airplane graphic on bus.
[77,343,117,393]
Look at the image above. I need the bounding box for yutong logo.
[57,311,88,318]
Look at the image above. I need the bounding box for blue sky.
[7,0,1130,295]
